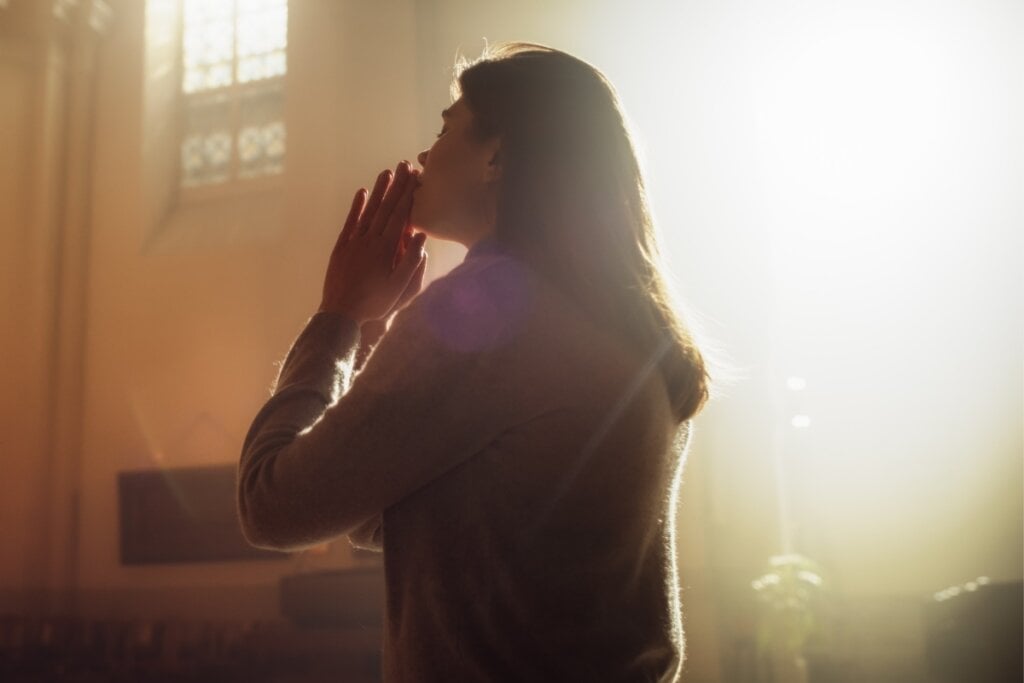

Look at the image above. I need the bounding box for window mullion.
[175,3,187,197]
[230,0,241,185]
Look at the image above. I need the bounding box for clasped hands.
[319,161,427,336]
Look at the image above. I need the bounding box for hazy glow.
[797,570,823,586]
[589,0,1021,595]
[933,576,993,601]
[183,0,287,93]
[785,376,806,391]
[790,415,811,429]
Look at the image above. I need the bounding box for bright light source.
[582,0,1017,599]
[797,570,823,586]
[791,415,811,429]
[786,376,807,391]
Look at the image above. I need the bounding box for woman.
[239,41,713,682]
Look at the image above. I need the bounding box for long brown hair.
[452,41,722,424]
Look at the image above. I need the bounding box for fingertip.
[409,234,427,259]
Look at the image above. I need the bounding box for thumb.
[393,250,425,307]
[393,232,427,289]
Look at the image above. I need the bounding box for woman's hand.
[354,254,427,371]
[319,161,428,324]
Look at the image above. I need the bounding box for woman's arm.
[347,513,383,552]
[237,161,537,552]
[237,162,432,551]
[355,319,389,373]
[346,321,386,554]
[236,270,528,551]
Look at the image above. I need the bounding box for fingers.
[381,169,417,246]
[405,244,427,298]
[338,188,367,245]
[358,169,393,236]
[371,162,414,236]
[393,232,428,298]
[393,221,413,270]
[396,241,427,306]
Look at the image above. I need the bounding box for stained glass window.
[180,0,287,189]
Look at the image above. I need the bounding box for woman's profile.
[239,41,713,682]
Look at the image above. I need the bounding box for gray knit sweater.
[238,236,693,682]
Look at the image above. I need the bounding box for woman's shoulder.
[391,251,673,420]
[414,251,634,361]
[402,250,538,355]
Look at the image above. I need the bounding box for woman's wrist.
[353,318,388,371]
[317,302,366,326]
[319,301,368,325]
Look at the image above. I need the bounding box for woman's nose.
[417,149,428,168]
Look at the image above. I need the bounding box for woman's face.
[411,97,501,248]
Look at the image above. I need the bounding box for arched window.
[179,0,287,189]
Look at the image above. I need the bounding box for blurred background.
[0,0,1020,681]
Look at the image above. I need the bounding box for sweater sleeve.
[347,513,383,552]
[237,267,529,551]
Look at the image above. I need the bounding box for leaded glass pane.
[237,1,287,56]
[182,94,233,186]
[183,0,235,94]
[184,0,234,25]
[238,51,286,83]
[238,88,285,178]
[237,0,287,84]
[184,60,233,93]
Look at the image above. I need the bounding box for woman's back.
[363,242,693,681]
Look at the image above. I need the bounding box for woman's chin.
[409,205,429,234]
[409,218,431,237]
[410,209,460,244]
[414,224,458,244]
[409,210,440,240]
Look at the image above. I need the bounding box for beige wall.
[0,1,65,601]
